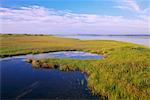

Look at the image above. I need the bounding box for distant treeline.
[0,33,150,36]
[0,33,50,36]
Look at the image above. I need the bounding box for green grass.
[1,34,150,99]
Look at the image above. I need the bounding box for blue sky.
[0,0,149,34]
[0,0,119,14]
[1,0,149,17]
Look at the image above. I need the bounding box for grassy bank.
[1,34,150,99]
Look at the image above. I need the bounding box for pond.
[1,51,102,99]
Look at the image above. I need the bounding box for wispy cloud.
[115,0,140,12]
[0,6,149,35]
[115,0,150,16]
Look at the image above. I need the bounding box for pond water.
[1,51,101,99]
[1,51,102,61]
[60,35,150,46]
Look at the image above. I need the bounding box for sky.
[0,0,149,35]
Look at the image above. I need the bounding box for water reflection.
[1,51,101,99]
[1,51,102,61]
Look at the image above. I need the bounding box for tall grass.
[1,34,150,99]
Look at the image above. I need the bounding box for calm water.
[60,35,150,46]
[1,51,101,99]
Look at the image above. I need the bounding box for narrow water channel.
[1,51,102,99]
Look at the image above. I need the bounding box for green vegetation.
[1,34,150,99]
[0,34,79,57]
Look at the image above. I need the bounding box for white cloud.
[0,6,149,35]
[115,0,150,16]
[115,0,140,12]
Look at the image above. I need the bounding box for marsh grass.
[1,34,150,99]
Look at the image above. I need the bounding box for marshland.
[0,34,150,99]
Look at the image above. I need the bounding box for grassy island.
[0,34,150,99]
